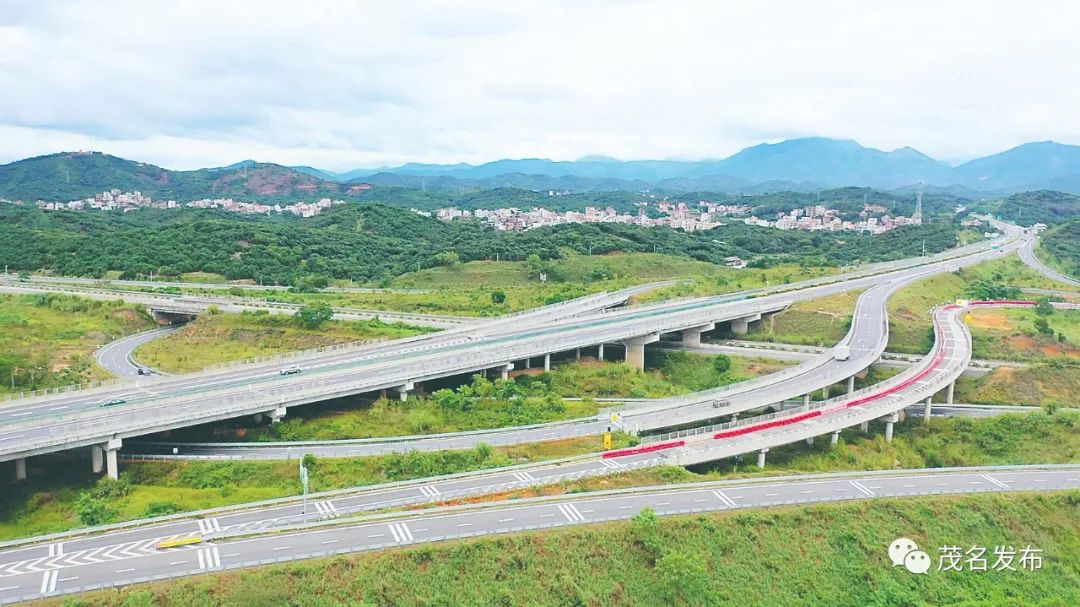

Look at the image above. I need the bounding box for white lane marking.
[367,534,384,539]
[48,406,68,411]
[498,518,514,523]
[116,568,135,573]
[39,570,58,594]
[514,471,537,483]
[46,543,64,558]
[388,522,414,543]
[196,546,221,570]
[618,505,633,510]
[197,518,222,534]
[600,459,621,469]
[419,486,441,498]
[169,560,187,565]
[313,501,339,516]
[0,585,20,592]
[849,480,876,497]
[981,474,1011,490]
[321,540,338,545]
[539,514,555,519]
[556,503,586,523]
[457,523,473,527]
[712,490,737,507]
[272,546,289,551]
[901,484,915,488]
[799,490,813,494]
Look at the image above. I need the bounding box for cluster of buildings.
[743,204,923,234]
[34,190,345,218]
[432,199,922,235]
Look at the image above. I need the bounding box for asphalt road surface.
[92,327,178,378]
[1,465,1075,603]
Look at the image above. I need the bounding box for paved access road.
[1018,235,1080,287]
[92,327,178,378]
[1,465,1075,603]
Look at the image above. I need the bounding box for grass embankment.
[40,490,1080,607]
[172,352,790,443]
[0,293,155,393]
[135,311,431,373]
[887,254,1080,354]
[967,307,1080,362]
[743,290,860,346]
[0,435,634,542]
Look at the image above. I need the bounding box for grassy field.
[954,365,1080,407]
[967,307,1080,362]
[169,353,792,443]
[135,312,431,373]
[886,254,1080,354]
[0,435,634,541]
[0,293,156,393]
[743,289,861,346]
[38,490,1080,607]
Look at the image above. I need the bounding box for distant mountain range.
[3,137,1080,202]
[304,138,1080,195]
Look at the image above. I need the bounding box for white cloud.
[0,0,1077,170]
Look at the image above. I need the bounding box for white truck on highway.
[833,345,851,361]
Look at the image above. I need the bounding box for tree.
[1034,317,1054,336]
[433,251,460,267]
[657,550,710,604]
[74,492,115,526]
[490,290,506,305]
[712,354,732,375]
[295,302,334,329]
[1035,298,1055,316]
[290,274,329,293]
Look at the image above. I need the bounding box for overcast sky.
[1,0,1078,171]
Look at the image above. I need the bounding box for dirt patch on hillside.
[967,310,1013,331]
[1006,335,1037,351]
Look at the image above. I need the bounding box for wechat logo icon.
[889,538,931,574]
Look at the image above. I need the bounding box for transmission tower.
[914,182,924,225]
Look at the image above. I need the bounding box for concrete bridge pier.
[831,430,841,446]
[847,375,856,395]
[681,323,715,347]
[945,381,955,406]
[805,436,814,446]
[543,353,551,372]
[14,458,26,481]
[93,438,123,479]
[621,333,660,371]
[821,385,829,400]
[500,363,514,380]
[884,412,900,443]
[803,393,811,407]
[757,448,769,468]
[268,405,287,423]
[859,421,869,433]
[923,397,933,422]
[395,380,415,402]
[598,343,605,360]
[730,313,761,335]
[575,348,581,361]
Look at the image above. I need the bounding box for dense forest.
[1041,220,1080,278]
[987,190,1080,225]
[0,202,967,285]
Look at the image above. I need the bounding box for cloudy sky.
[1,0,1077,170]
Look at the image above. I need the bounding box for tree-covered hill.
[1040,219,1080,278]
[0,203,966,285]
[986,190,1080,226]
[0,152,355,202]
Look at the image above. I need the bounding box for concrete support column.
[269,405,287,423]
[598,343,605,360]
[500,363,513,380]
[575,348,581,361]
[821,385,829,400]
[831,430,841,446]
[847,375,856,395]
[92,445,104,474]
[757,448,769,468]
[731,412,739,423]
[884,413,900,443]
[805,436,814,446]
[621,333,660,371]
[730,313,761,335]
[14,458,26,481]
[803,393,811,408]
[946,381,955,406]
[860,421,869,433]
[543,353,551,372]
[681,323,715,347]
[923,397,933,423]
[106,438,122,480]
[253,413,264,423]
[395,380,415,402]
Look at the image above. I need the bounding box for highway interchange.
[1,223,1079,603]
